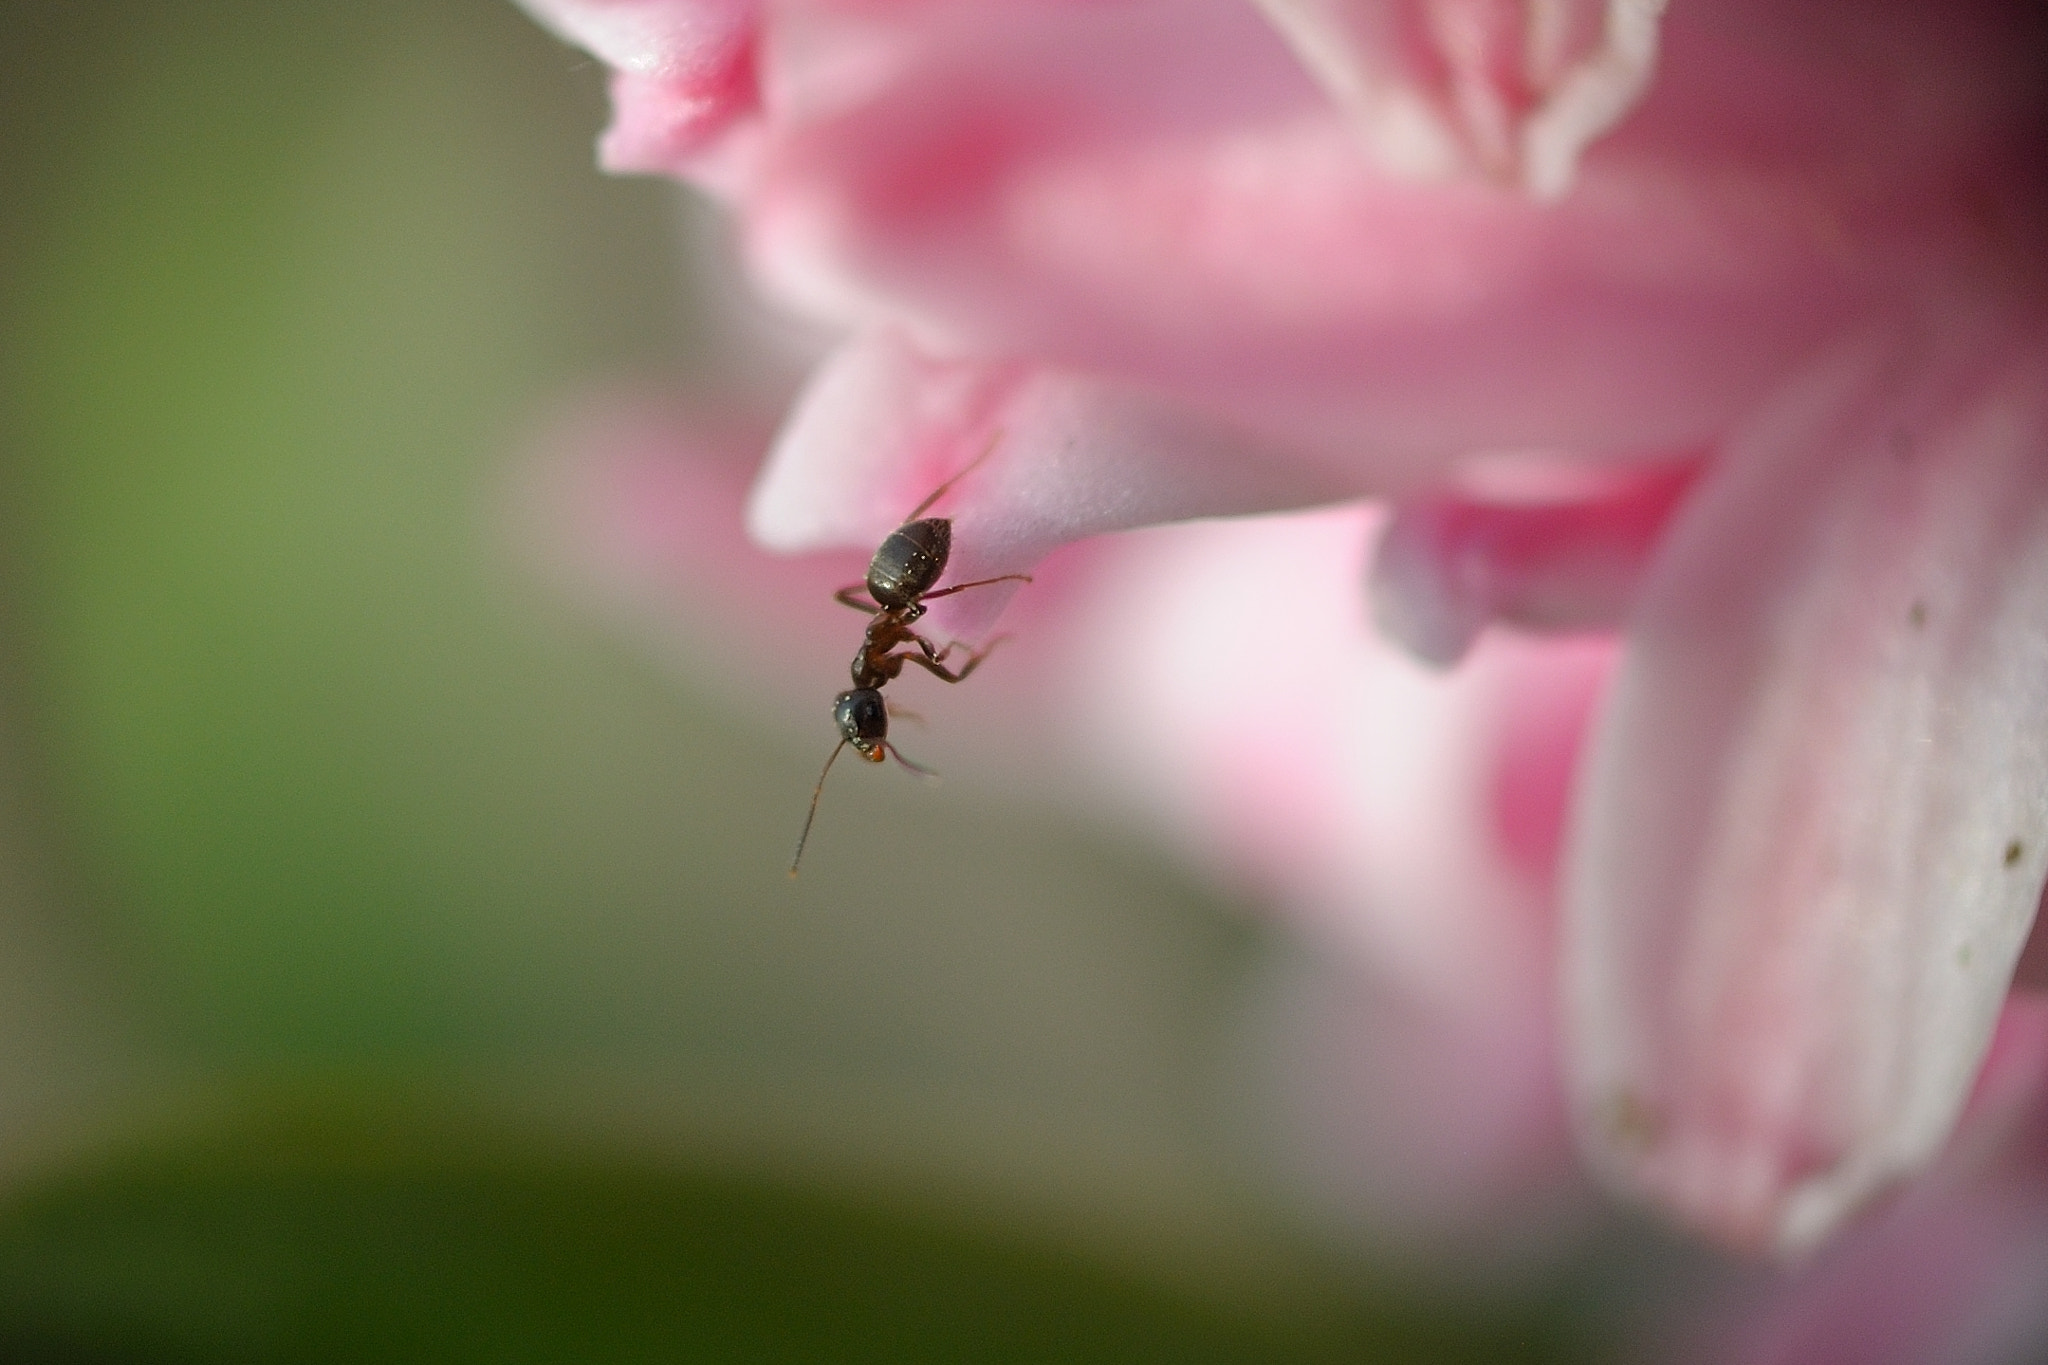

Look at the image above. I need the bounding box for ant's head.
[832,688,888,760]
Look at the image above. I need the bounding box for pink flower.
[515,0,2048,1258]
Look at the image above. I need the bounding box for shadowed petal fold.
[1567,321,2048,1255]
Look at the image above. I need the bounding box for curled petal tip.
[1370,508,1488,667]
[1370,462,1694,667]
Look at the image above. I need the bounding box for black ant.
[789,435,1030,875]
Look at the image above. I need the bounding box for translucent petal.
[1567,323,2048,1254]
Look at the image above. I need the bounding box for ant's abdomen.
[866,518,951,609]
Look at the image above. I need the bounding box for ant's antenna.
[905,429,1003,522]
[789,740,848,877]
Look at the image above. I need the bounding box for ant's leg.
[888,635,1008,684]
[887,630,971,667]
[884,698,925,725]
[918,573,1033,603]
[835,583,878,612]
[907,632,961,664]
[891,620,1009,669]
[904,429,1003,521]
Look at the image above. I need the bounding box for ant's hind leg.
[918,573,1033,603]
[834,583,877,612]
[895,635,1008,684]
[894,630,975,669]
[949,635,1008,682]
[909,631,961,665]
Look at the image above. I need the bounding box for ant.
[789,434,1030,875]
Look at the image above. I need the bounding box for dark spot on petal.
[2006,840,2025,867]
[1908,600,1928,628]
[1888,427,1915,459]
[1958,943,1974,967]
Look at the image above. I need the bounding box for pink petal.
[741,0,2034,467]
[598,62,759,183]
[1252,0,1669,195]
[518,0,761,183]
[1371,459,1697,666]
[517,0,755,80]
[1567,321,2048,1255]
[746,328,1350,638]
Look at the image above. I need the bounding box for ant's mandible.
[789,433,1030,875]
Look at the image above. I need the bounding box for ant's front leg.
[891,635,1008,684]
[834,583,878,613]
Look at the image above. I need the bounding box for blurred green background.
[0,1,1602,1358]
